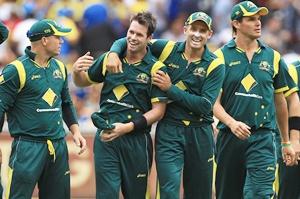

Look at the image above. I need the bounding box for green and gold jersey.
[110,38,225,126]
[215,39,289,131]
[87,50,168,133]
[0,47,77,139]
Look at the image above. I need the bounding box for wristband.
[132,116,147,131]
[288,116,300,131]
[281,141,291,147]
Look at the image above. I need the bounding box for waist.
[12,134,65,142]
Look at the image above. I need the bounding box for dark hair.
[130,12,157,37]
[231,17,243,35]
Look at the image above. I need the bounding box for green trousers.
[216,128,276,199]
[94,132,153,199]
[0,179,2,198]
[155,122,214,199]
[7,136,70,199]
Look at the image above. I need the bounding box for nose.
[194,31,201,37]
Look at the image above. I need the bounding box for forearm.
[275,93,289,143]
[213,100,236,127]
[143,102,166,125]
[69,124,81,136]
[167,85,212,114]
[72,71,91,87]
[286,92,300,142]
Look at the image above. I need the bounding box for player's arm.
[107,38,171,73]
[72,52,94,87]
[101,101,167,142]
[213,91,251,140]
[61,66,87,155]
[0,21,9,44]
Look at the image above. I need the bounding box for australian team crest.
[259,61,270,71]
[53,69,63,79]
[193,67,206,77]
[136,73,149,83]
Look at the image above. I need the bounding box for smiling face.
[126,20,151,54]
[184,20,212,50]
[233,13,262,40]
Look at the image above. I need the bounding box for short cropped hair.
[130,12,157,37]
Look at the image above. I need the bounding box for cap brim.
[244,7,269,17]
[48,23,72,36]
[186,19,212,30]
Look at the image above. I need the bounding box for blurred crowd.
[0,0,299,132]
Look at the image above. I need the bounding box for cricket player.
[0,19,86,199]
[213,1,295,199]
[72,12,167,199]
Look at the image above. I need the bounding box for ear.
[207,30,213,39]
[231,20,239,30]
[183,25,188,34]
[146,34,152,43]
[41,37,47,46]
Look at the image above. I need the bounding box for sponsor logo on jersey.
[193,67,206,77]
[136,73,149,83]
[168,63,179,68]
[259,61,270,71]
[229,61,241,66]
[53,69,63,79]
[136,173,146,178]
[31,74,41,80]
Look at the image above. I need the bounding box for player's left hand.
[282,145,296,166]
[72,133,87,155]
[101,122,133,142]
[152,70,171,91]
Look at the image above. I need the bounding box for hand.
[282,145,296,166]
[106,52,123,73]
[100,122,133,142]
[152,70,172,91]
[73,52,94,74]
[291,140,300,165]
[228,120,251,140]
[72,132,87,155]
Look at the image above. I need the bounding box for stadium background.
[0,0,299,198]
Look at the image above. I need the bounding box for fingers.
[74,52,94,72]
[78,137,87,155]
[100,132,118,142]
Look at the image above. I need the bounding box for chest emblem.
[53,69,63,79]
[193,67,206,77]
[241,73,258,92]
[136,73,149,84]
[259,61,271,72]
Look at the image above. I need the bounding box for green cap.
[185,12,212,30]
[231,1,269,20]
[27,19,71,42]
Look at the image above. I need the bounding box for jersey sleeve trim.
[158,41,175,62]
[274,86,289,94]
[10,60,26,92]
[273,50,280,78]
[284,87,299,97]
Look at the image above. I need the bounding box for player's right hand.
[106,52,123,73]
[228,120,251,140]
[73,51,94,73]
[282,145,296,166]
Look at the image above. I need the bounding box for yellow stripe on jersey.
[54,59,66,80]
[151,61,165,76]
[175,81,187,91]
[207,58,223,76]
[158,41,176,62]
[288,64,298,84]
[214,49,225,64]
[273,50,280,77]
[274,86,289,94]
[102,52,109,76]
[273,164,279,199]
[151,97,161,103]
[182,120,190,126]
[0,75,4,83]
[5,167,13,199]
[284,87,299,97]
[10,60,26,92]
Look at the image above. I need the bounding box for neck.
[126,48,147,64]
[184,45,204,62]
[31,46,50,67]
[235,35,259,52]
